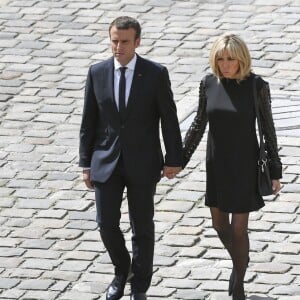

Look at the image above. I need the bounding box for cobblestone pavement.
[0,0,299,299]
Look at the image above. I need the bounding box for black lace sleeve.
[182,78,208,167]
[258,82,282,179]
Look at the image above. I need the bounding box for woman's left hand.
[272,179,281,194]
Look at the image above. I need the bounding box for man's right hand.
[83,169,94,189]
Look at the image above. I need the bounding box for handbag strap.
[252,75,267,161]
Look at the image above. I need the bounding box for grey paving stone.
[261,201,298,213]
[49,280,70,292]
[69,211,96,221]
[246,283,273,294]
[179,217,204,227]
[165,190,204,201]
[162,277,200,289]
[21,258,59,271]
[36,209,67,219]
[154,245,177,257]
[0,258,23,268]
[0,289,26,299]
[5,268,43,279]
[45,227,82,240]
[169,226,202,236]
[23,249,61,260]
[161,235,199,247]
[38,162,69,171]
[46,172,78,181]
[147,286,176,298]
[1,208,36,218]
[42,270,81,282]
[174,289,207,300]
[58,291,99,300]
[190,268,221,280]
[153,255,176,267]
[156,200,195,213]
[156,266,190,279]
[278,297,300,300]
[14,188,51,199]
[18,279,54,290]
[39,180,74,190]
[256,273,295,285]
[7,179,37,188]
[0,169,17,179]
[30,218,68,229]
[54,200,93,211]
[10,228,47,239]
[16,170,47,180]
[200,280,227,291]
[273,223,300,233]
[66,220,97,230]
[178,246,206,258]
[0,278,20,289]
[261,212,296,223]
[59,260,92,272]
[4,218,31,227]
[251,262,291,273]
[271,284,300,296]
[0,197,15,208]
[63,251,98,261]
[275,254,300,265]
[42,154,76,163]
[72,281,106,294]
[21,290,59,300]
[6,63,40,73]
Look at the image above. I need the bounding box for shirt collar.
[114,54,137,71]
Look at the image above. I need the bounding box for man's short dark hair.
[109,16,141,40]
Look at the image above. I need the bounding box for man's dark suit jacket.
[79,54,183,184]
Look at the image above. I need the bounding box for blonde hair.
[209,34,251,81]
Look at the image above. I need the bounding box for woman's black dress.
[183,73,282,213]
[205,74,264,213]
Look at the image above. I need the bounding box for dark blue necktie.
[119,67,127,120]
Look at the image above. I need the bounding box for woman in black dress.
[183,34,282,299]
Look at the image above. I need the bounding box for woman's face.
[217,50,240,79]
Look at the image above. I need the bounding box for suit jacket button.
[121,125,125,129]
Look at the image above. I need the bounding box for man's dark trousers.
[94,156,156,293]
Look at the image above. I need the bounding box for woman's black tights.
[210,207,249,299]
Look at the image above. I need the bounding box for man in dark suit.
[79,16,182,300]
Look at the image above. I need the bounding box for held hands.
[163,166,182,179]
[272,179,281,194]
[83,169,94,189]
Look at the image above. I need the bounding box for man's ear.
[135,37,141,48]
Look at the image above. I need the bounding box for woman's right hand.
[272,179,281,194]
[83,169,94,189]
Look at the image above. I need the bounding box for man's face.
[110,26,140,66]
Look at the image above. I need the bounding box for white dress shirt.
[114,54,137,110]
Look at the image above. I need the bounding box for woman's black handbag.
[253,77,273,196]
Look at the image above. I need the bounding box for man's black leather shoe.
[106,270,134,300]
[130,293,147,300]
[106,274,127,300]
